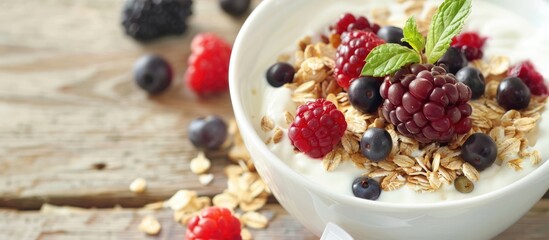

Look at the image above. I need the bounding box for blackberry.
[122,0,193,42]
[380,64,472,143]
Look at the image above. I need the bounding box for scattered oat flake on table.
[167,190,197,211]
[241,228,253,240]
[198,173,214,185]
[190,152,211,174]
[129,177,147,193]
[138,215,161,235]
[212,192,239,210]
[241,211,269,229]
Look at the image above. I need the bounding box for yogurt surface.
[257,0,549,204]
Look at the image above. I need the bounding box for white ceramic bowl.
[229,0,549,239]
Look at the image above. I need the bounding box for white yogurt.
[259,0,549,204]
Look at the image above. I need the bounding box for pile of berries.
[263,4,548,202]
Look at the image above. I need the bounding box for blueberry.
[456,67,485,99]
[376,26,410,47]
[348,77,382,113]
[188,116,228,150]
[436,47,468,74]
[219,0,251,16]
[496,77,531,110]
[133,54,172,94]
[352,176,381,200]
[266,62,295,87]
[461,133,497,171]
[360,128,392,162]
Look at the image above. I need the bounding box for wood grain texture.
[0,202,547,240]
[0,204,317,240]
[0,0,258,209]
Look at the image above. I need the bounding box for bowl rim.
[229,0,549,210]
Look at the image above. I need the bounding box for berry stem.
[419,52,427,64]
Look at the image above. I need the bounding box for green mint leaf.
[402,17,425,55]
[361,44,420,77]
[424,0,472,64]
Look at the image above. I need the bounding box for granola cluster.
[261,1,547,193]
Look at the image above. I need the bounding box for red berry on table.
[185,33,232,96]
[380,64,472,144]
[507,60,548,96]
[334,31,385,90]
[185,207,241,240]
[330,13,380,35]
[288,99,347,158]
[451,32,487,61]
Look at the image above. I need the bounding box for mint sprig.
[362,44,420,77]
[425,0,472,64]
[361,0,472,77]
[402,17,425,55]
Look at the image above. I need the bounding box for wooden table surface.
[0,0,547,239]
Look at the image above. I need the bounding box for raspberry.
[288,99,347,158]
[185,207,241,240]
[380,64,473,143]
[330,13,380,35]
[335,31,385,90]
[122,0,193,42]
[451,32,487,61]
[185,33,232,96]
[507,60,548,96]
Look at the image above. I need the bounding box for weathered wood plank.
[0,201,547,240]
[0,204,317,240]
[0,0,258,209]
